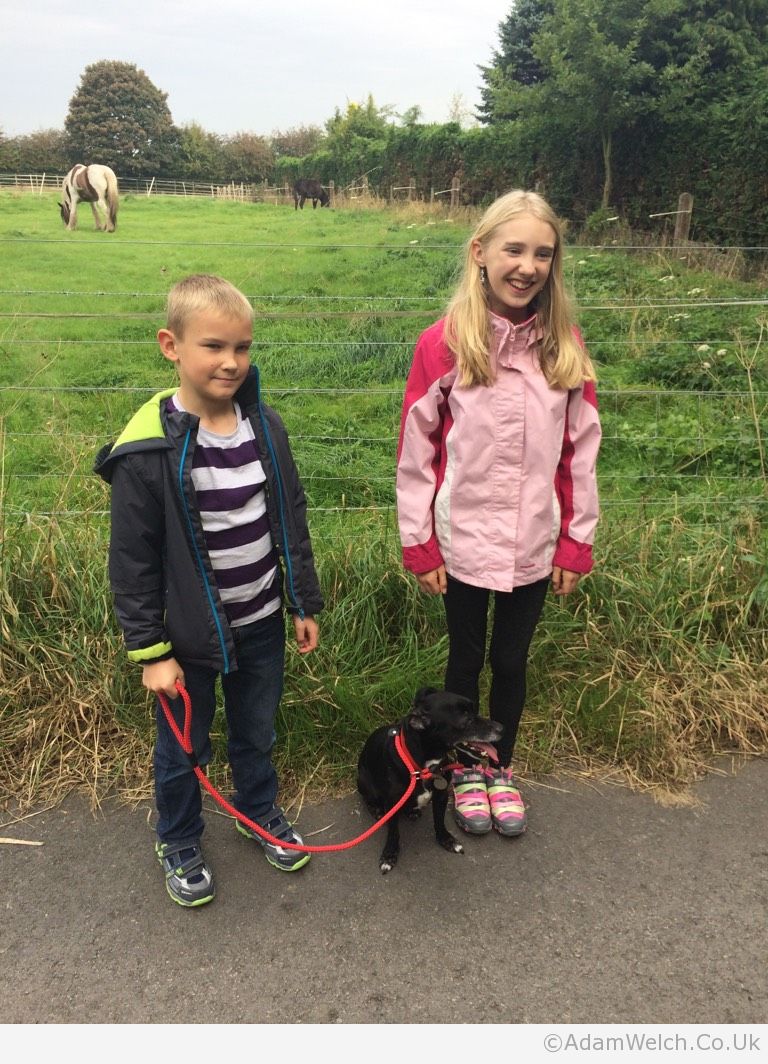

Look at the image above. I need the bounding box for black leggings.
[443,574,549,767]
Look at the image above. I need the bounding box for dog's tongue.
[460,741,498,761]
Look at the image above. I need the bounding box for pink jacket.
[396,313,601,592]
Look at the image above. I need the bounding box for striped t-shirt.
[169,396,281,627]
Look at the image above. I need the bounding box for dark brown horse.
[293,179,330,210]
[59,164,119,231]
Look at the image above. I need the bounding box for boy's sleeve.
[270,414,323,617]
[553,379,601,573]
[108,458,173,664]
[289,458,324,617]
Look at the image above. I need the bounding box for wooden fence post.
[408,178,415,202]
[329,180,335,206]
[673,192,693,245]
[450,175,460,209]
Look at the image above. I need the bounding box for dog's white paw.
[379,861,393,874]
[451,840,464,854]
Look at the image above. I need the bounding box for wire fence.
[1,387,765,520]
[1,223,766,531]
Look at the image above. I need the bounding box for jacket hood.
[94,369,263,483]
[94,388,175,482]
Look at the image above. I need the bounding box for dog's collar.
[393,727,460,789]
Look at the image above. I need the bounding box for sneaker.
[485,766,527,836]
[452,767,492,834]
[236,806,311,872]
[155,841,215,907]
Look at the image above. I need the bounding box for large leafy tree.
[0,129,69,172]
[478,0,554,122]
[477,0,768,230]
[64,61,180,177]
[220,133,274,183]
[533,0,656,207]
[270,125,325,159]
[178,123,225,183]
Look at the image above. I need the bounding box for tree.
[220,133,274,183]
[178,123,224,183]
[64,61,180,177]
[478,0,555,122]
[270,125,325,159]
[0,129,69,172]
[533,0,655,207]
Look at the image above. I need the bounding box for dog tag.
[432,775,449,791]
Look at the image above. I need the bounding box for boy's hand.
[142,658,185,698]
[551,567,582,596]
[292,615,319,655]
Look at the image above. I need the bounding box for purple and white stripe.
[171,397,280,626]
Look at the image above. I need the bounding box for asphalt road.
[1,758,766,1026]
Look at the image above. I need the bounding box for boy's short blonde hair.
[166,274,254,336]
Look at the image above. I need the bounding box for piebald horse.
[59,164,119,231]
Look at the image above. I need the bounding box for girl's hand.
[142,658,185,698]
[416,565,447,595]
[551,567,581,596]
[293,614,319,654]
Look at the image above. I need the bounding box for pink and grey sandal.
[485,767,527,836]
[452,767,492,834]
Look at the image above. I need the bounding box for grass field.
[1,190,766,810]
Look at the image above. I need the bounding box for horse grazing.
[59,164,119,231]
[293,179,330,210]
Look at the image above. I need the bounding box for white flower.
[717,348,727,356]
[577,259,587,265]
[409,240,419,245]
[687,288,703,295]
[659,275,674,282]
[697,344,711,352]
[702,361,711,369]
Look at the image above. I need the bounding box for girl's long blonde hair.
[444,190,595,390]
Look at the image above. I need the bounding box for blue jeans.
[153,610,286,847]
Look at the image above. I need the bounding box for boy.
[95,275,323,907]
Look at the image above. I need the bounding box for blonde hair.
[165,274,254,336]
[444,190,595,390]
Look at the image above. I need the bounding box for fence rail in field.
[0,172,462,207]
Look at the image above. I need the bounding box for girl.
[396,190,601,838]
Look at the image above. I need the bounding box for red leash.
[157,682,443,854]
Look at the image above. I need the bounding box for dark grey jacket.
[94,367,323,673]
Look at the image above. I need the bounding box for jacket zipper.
[178,427,232,673]
[257,409,304,620]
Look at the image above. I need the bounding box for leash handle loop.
[156,683,421,855]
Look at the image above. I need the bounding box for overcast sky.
[1,1,513,138]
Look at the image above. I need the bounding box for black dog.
[357,687,503,873]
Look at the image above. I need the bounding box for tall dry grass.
[2,505,766,811]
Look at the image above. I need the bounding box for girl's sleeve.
[553,379,602,573]
[395,332,449,574]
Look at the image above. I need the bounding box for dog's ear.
[408,707,429,731]
[413,686,437,705]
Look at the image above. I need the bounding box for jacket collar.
[489,311,542,370]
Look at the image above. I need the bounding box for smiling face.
[471,213,557,324]
[158,309,253,419]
